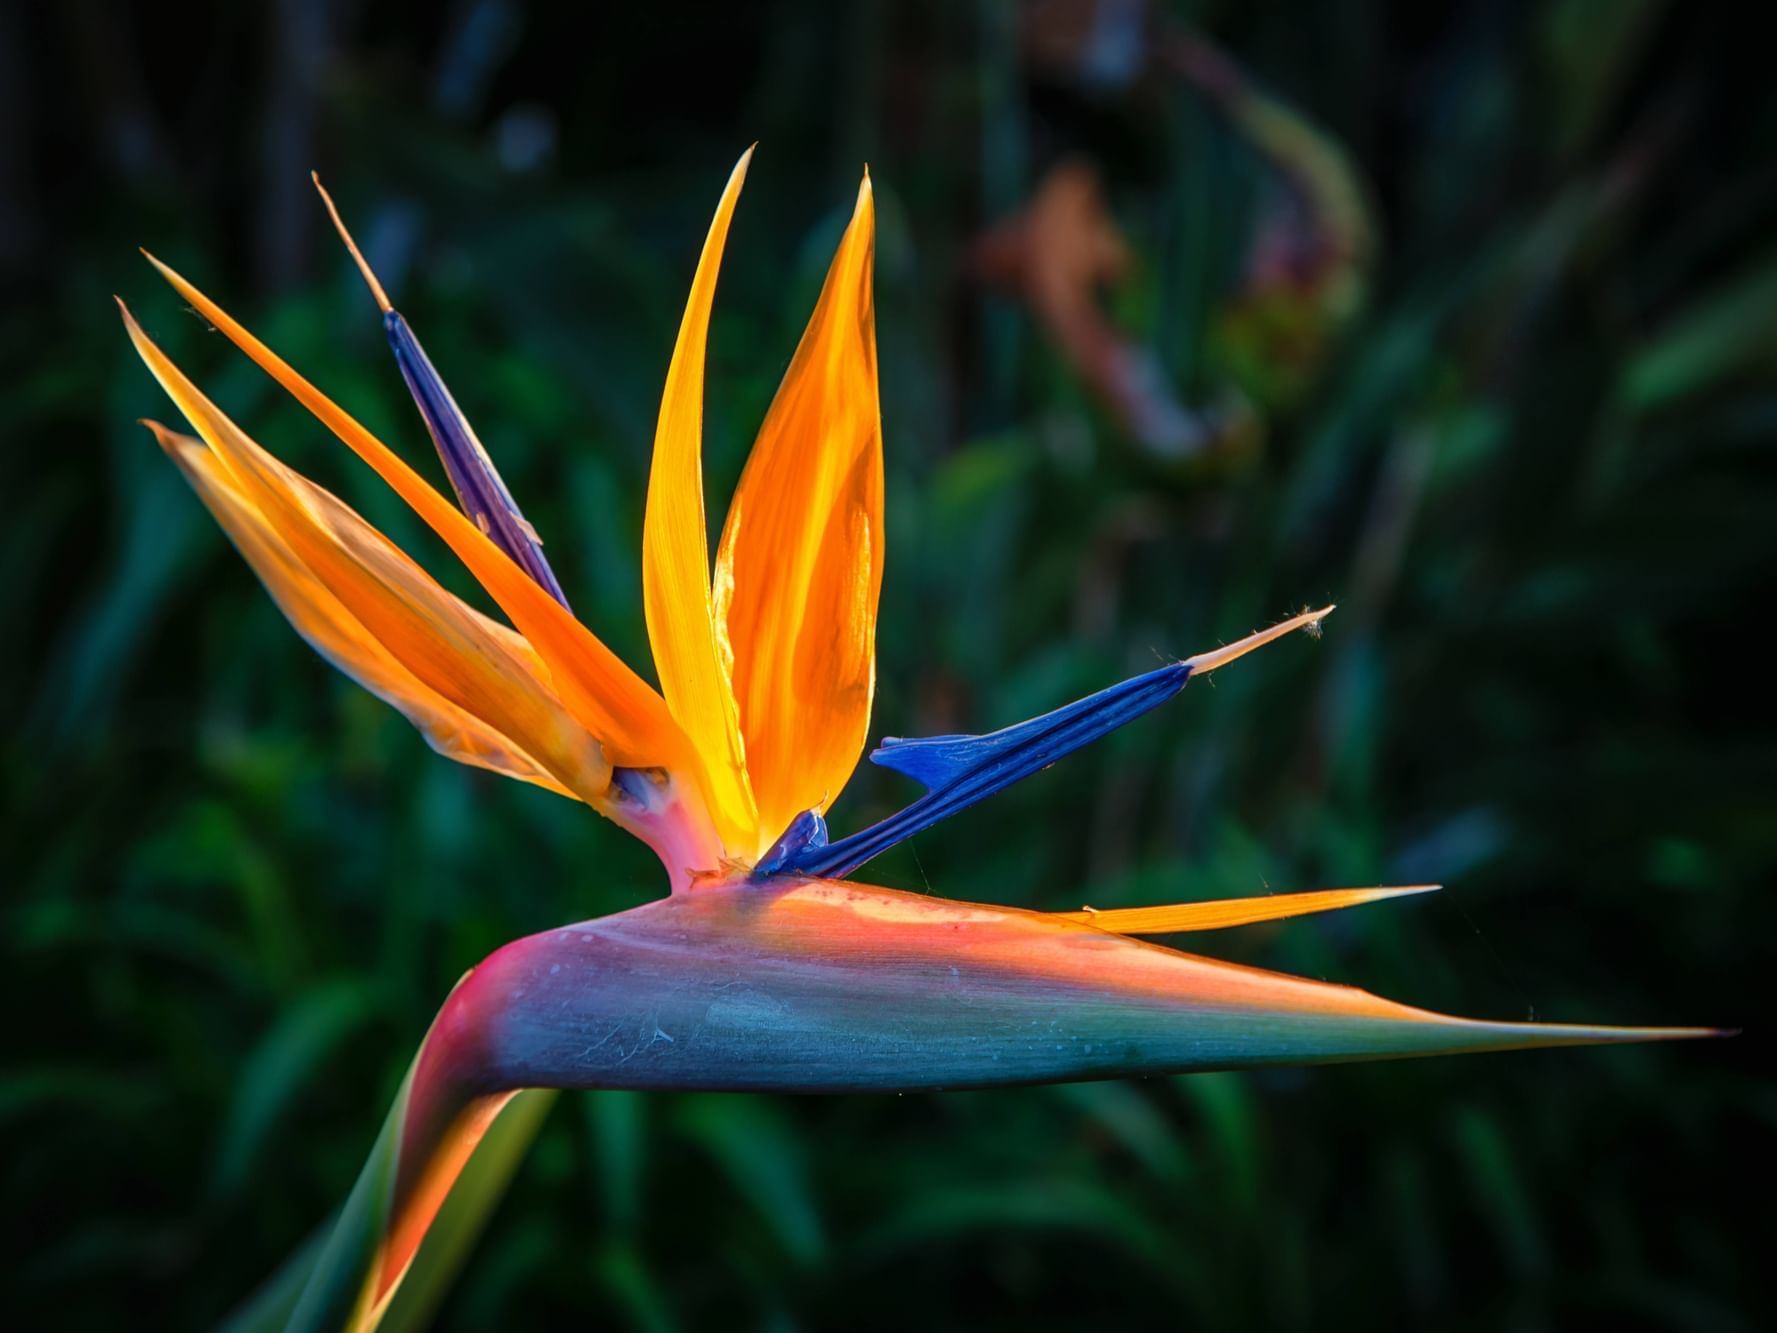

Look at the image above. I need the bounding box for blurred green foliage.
[3,1,1768,1329]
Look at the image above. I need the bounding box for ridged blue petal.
[762,662,1191,877]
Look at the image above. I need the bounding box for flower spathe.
[121,151,1717,1329]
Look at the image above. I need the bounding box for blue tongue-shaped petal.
[874,724,1062,790]
[758,606,1332,880]
[314,174,570,610]
[873,668,1191,795]
[758,663,1186,878]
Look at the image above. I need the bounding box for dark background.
[3,1,1768,1329]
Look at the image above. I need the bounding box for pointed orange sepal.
[643,148,759,853]
[716,170,884,847]
[1055,884,1440,934]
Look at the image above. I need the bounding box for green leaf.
[585,1089,648,1233]
[376,1089,557,1333]
[280,1066,408,1333]
[271,1074,555,1333]
[211,978,384,1200]
[1049,1081,1189,1184]
[1619,254,1777,413]
[673,1095,823,1266]
[214,1221,330,1333]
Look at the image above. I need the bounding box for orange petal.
[146,421,582,797]
[122,314,614,801]
[715,172,883,845]
[135,257,688,773]
[643,149,758,851]
[1054,885,1440,934]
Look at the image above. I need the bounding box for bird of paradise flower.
[118,150,1715,1330]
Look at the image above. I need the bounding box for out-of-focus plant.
[1004,4,1375,446]
[973,159,1245,459]
[1164,32,1373,410]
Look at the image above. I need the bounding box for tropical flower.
[119,150,1712,1329]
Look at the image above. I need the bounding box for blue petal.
[765,661,1191,879]
[384,311,572,610]
[754,809,830,874]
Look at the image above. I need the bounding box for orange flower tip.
[138,417,197,462]
[1056,883,1444,934]
[137,250,194,299]
[116,296,158,346]
[1182,603,1336,675]
[310,171,394,314]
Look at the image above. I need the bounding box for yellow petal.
[643,149,758,850]
[147,421,581,797]
[715,172,883,844]
[1054,885,1440,934]
[133,260,688,772]
[121,319,614,801]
